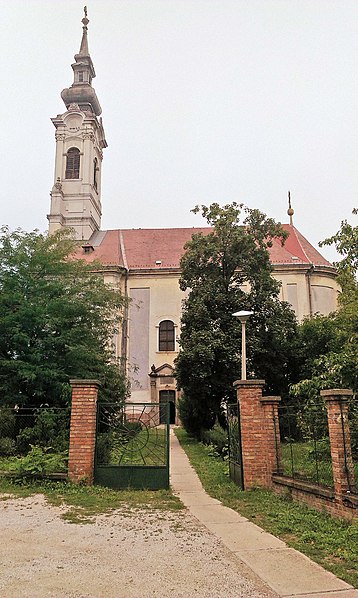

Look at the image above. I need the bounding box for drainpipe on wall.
[120,268,129,374]
[306,264,314,318]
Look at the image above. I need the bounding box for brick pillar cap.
[233,379,265,388]
[260,396,281,404]
[70,379,101,388]
[320,389,353,399]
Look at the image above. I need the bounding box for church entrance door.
[159,390,176,424]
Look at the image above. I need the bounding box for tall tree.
[175,203,297,436]
[292,209,358,397]
[319,208,358,280]
[291,211,358,454]
[0,227,128,407]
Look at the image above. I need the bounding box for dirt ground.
[0,493,277,598]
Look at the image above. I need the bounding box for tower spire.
[79,6,89,56]
[287,191,294,226]
[60,7,101,115]
[48,8,107,241]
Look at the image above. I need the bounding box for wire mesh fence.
[345,400,357,495]
[276,403,334,488]
[0,406,70,476]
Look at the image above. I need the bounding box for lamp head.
[233,310,253,323]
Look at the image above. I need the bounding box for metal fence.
[227,403,244,489]
[0,406,70,476]
[346,399,357,495]
[276,403,333,488]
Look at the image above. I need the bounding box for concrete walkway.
[170,430,358,598]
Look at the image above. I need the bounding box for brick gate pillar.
[68,379,100,484]
[234,380,280,489]
[321,389,356,499]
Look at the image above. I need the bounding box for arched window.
[159,320,175,352]
[93,157,98,190]
[65,147,80,179]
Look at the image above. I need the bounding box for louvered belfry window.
[65,147,80,179]
[93,157,98,189]
[159,320,175,351]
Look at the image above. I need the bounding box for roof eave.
[272,263,337,276]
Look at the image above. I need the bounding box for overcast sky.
[1,0,357,262]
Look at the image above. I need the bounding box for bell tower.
[48,8,107,240]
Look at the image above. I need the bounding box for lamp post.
[233,310,253,380]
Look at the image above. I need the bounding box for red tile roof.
[121,227,211,269]
[80,225,332,270]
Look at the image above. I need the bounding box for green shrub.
[96,432,113,464]
[9,445,67,478]
[178,394,212,438]
[15,427,36,454]
[16,409,69,454]
[200,424,228,459]
[0,437,16,456]
[0,408,16,438]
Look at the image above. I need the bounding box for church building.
[48,12,339,418]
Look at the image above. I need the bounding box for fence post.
[321,389,356,499]
[68,379,100,485]
[234,380,280,489]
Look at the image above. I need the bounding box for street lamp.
[233,310,253,380]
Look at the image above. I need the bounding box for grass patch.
[175,428,358,588]
[280,441,358,487]
[281,441,333,487]
[115,427,167,465]
[0,475,183,524]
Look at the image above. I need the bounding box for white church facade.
[48,12,339,415]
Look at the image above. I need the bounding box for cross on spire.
[79,6,90,55]
[287,191,294,226]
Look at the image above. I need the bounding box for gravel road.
[0,493,277,598]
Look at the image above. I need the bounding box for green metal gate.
[227,403,244,489]
[94,402,170,490]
